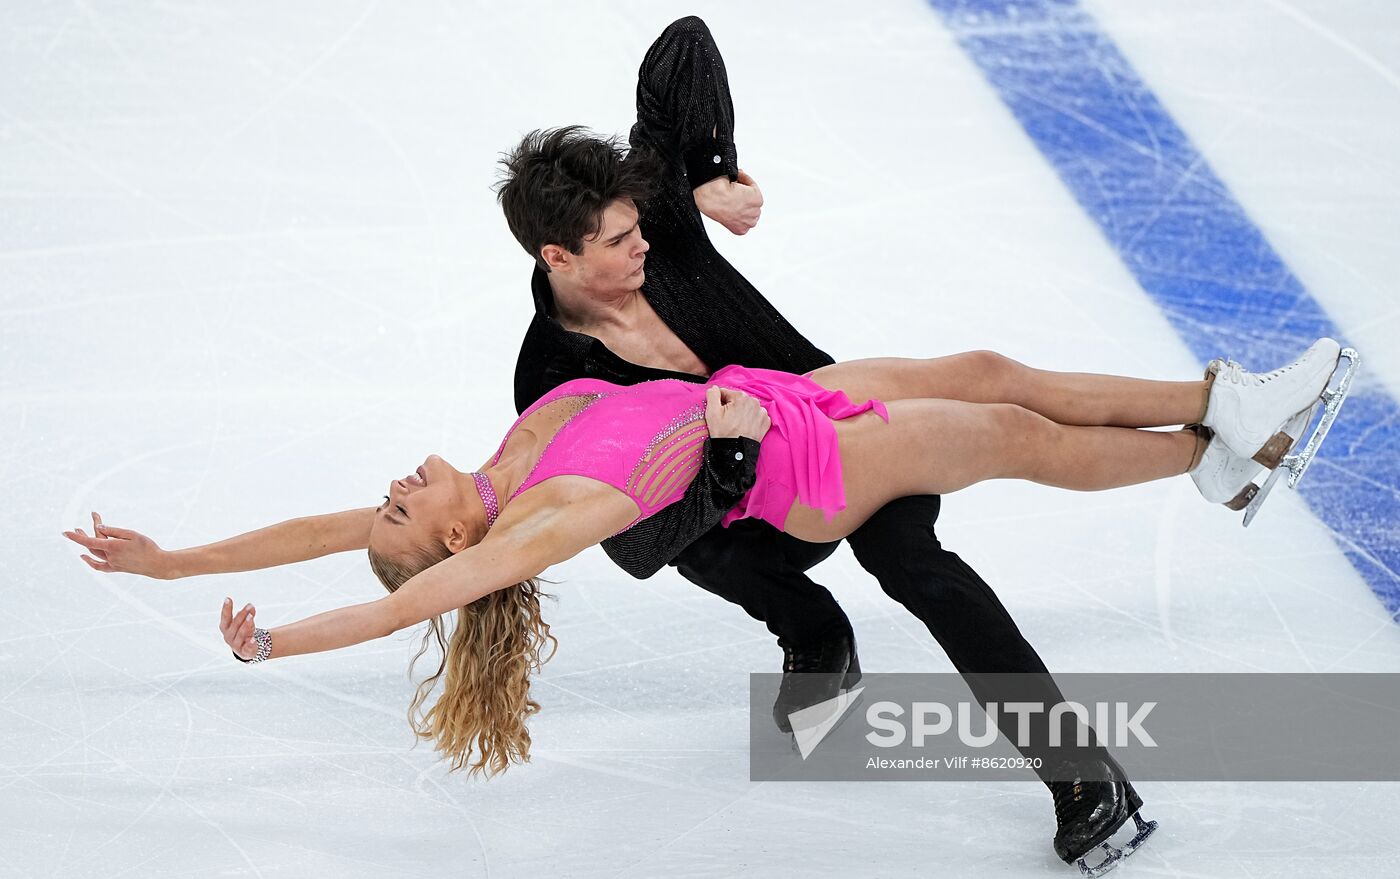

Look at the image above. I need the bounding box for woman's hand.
[705,386,771,442]
[63,512,174,579]
[220,598,261,660]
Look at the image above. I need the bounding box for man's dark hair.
[495,126,658,271]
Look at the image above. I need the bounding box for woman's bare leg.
[808,351,1208,428]
[782,400,1201,544]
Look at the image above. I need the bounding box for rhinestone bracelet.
[232,627,272,664]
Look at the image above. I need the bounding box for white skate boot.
[1241,345,1361,526]
[1190,408,1312,510]
[1201,338,1342,466]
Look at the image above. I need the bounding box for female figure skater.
[64,339,1344,775]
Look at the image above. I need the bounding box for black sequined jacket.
[512,17,834,578]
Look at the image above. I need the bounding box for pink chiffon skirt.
[709,364,890,531]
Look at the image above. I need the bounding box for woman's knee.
[984,403,1061,479]
[944,350,1027,400]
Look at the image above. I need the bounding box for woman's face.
[369,454,474,558]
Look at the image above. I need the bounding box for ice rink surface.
[3,1,1399,876]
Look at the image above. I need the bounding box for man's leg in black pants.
[844,495,1066,765]
[846,495,1052,676]
[844,495,1151,865]
[671,518,861,731]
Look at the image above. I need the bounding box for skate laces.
[782,646,821,673]
[1052,776,1087,822]
[781,637,846,674]
[1213,351,1307,388]
[1213,358,1260,387]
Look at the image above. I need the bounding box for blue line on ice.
[928,0,1400,615]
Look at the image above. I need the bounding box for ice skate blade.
[1077,842,1122,877]
[1076,813,1157,877]
[1242,347,1359,528]
[1122,812,1158,858]
[1287,346,1359,490]
[1241,464,1286,527]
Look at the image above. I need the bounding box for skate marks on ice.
[928,0,1400,614]
[4,0,1400,876]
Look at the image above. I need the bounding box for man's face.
[569,199,650,295]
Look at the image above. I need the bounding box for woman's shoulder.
[533,377,617,405]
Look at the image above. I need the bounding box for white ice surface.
[3,1,1399,876]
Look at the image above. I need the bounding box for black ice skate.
[772,629,861,735]
[1241,346,1360,526]
[1051,759,1158,877]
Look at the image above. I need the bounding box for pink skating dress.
[486,365,890,534]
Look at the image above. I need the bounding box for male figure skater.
[498,16,1151,871]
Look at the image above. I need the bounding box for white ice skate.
[1190,407,1311,509]
[1241,346,1361,526]
[1202,338,1342,466]
[1190,430,1262,509]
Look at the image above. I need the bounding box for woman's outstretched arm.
[223,529,545,660]
[222,480,639,660]
[64,507,377,580]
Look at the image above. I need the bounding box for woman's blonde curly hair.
[368,544,557,776]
